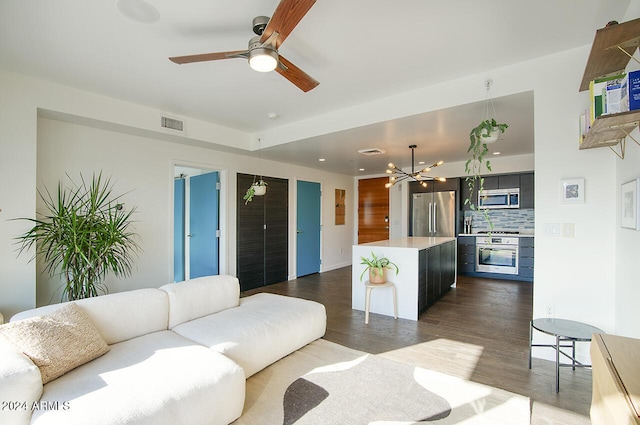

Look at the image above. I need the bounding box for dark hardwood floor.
[242,266,592,424]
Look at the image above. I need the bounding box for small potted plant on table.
[359,252,399,284]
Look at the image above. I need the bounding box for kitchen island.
[352,237,456,321]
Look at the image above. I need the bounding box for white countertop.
[356,236,456,250]
[458,233,534,238]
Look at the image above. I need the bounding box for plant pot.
[252,183,267,196]
[368,267,388,284]
[479,127,500,143]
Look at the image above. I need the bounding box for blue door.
[189,172,219,278]
[296,180,321,277]
[173,178,186,282]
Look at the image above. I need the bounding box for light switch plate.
[562,223,575,238]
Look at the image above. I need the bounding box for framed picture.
[335,189,346,225]
[621,178,640,230]
[561,178,585,203]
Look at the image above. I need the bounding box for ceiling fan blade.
[261,0,316,48]
[276,55,319,92]
[169,50,247,64]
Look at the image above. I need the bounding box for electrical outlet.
[545,305,555,317]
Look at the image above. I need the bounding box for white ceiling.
[0,0,632,175]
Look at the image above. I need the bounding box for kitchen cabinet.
[579,18,640,158]
[520,172,535,209]
[481,174,520,190]
[420,239,455,312]
[236,173,288,291]
[518,237,534,282]
[457,236,475,274]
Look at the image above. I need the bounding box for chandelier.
[385,145,445,188]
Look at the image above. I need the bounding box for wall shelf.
[580,18,640,92]
[580,18,640,158]
[580,110,640,158]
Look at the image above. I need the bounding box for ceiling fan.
[169,0,319,92]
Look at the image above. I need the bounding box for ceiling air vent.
[357,148,386,156]
[160,115,185,133]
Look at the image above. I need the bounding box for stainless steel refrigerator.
[412,191,456,237]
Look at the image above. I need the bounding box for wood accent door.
[236,173,288,291]
[358,177,389,244]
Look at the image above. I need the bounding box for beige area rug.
[232,339,530,425]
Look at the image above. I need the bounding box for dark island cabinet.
[419,240,456,313]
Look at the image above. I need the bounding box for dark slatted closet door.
[236,173,288,291]
[264,177,288,285]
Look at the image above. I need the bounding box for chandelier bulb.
[388,163,395,169]
[385,182,392,189]
[421,182,428,188]
[436,160,444,166]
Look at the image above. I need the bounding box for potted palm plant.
[15,172,141,301]
[359,252,399,284]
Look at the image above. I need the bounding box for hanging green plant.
[243,178,268,204]
[464,118,508,219]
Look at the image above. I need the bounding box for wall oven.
[476,236,519,275]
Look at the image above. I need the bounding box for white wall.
[0,70,354,317]
[34,117,355,305]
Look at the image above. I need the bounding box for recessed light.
[418,161,425,165]
[267,112,279,120]
[493,151,501,155]
[359,168,365,171]
[319,158,326,162]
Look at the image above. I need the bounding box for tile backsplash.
[464,208,534,232]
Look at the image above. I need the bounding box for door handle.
[187,234,194,237]
[428,203,432,233]
[433,203,437,234]
[297,230,303,234]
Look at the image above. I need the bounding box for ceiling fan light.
[249,48,278,72]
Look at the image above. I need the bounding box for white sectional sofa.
[0,275,326,425]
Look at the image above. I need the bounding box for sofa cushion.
[172,293,326,377]
[160,275,240,328]
[11,288,169,345]
[0,303,109,384]
[31,330,246,425]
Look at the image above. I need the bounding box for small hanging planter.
[252,181,267,196]
[478,125,502,144]
[243,178,268,204]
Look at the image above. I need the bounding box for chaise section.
[171,293,327,377]
[0,336,43,425]
[30,330,246,425]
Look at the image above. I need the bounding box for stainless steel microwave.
[478,188,520,209]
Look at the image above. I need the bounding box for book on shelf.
[589,74,625,123]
